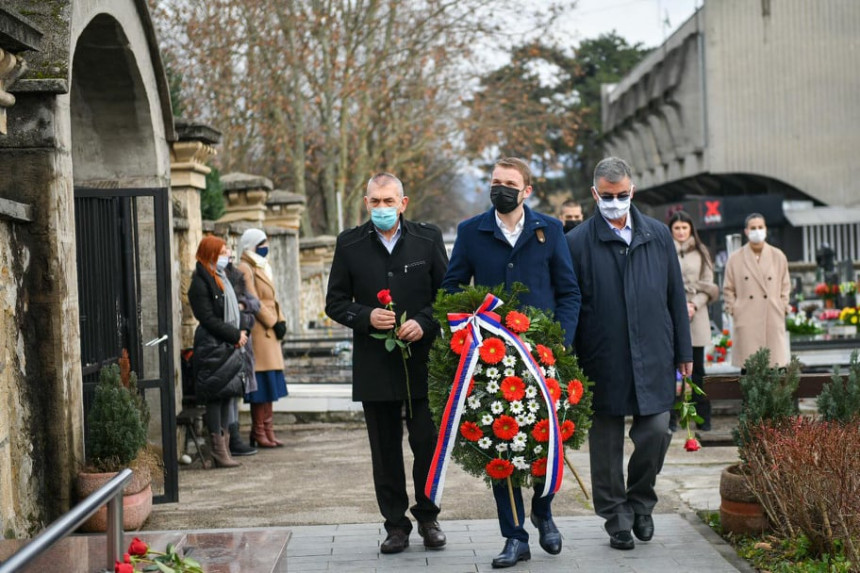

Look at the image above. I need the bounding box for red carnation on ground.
[531,419,550,442]
[128,537,148,556]
[460,420,483,441]
[492,415,519,440]
[450,329,469,355]
[486,458,514,479]
[531,457,548,477]
[567,379,584,405]
[546,378,561,402]
[479,337,506,364]
[501,376,526,401]
[535,344,556,366]
[684,438,701,452]
[560,419,575,441]
[377,289,392,305]
[505,311,530,333]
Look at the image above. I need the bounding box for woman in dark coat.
[187,236,249,468]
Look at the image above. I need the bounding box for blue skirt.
[244,370,288,403]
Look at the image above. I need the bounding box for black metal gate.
[75,188,178,503]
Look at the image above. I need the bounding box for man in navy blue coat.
[442,157,581,568]
[566,157,692,551]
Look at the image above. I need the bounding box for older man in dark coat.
[325,173,449,554]
[567,157,692,551]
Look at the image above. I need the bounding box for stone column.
[0,9,41,135]
[170,118,221,352]
[219,173,272,226]
[299,236,337,332]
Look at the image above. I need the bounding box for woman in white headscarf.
[238,228,288,447]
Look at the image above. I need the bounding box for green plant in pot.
[719,347,800,536]
[77,351,157,532]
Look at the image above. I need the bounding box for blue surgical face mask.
[371,207,399,231]
[256,246,269,258]
[216,255,230,270]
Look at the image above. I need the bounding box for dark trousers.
[589,411,670,534]
[203,398,231,434]
[691,347,711,427]
[362,398,440,533]
[492,483,553,542]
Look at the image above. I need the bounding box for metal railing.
[0,468,132,573]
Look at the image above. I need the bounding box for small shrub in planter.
[86,362,147,472]
[817,349,860,424]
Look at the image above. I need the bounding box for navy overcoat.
[442,205,580,346]
[566,206,692,416]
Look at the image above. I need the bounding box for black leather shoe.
[380,529,409,554]
[609,530,635,550]
[417,520,447,548]
[529,512,562,555]
[491,538,531,568]
[633,514,654,541]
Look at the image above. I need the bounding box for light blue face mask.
[216,255,230,270]
[371,207,399,231]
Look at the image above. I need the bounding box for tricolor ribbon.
[425,294,564,507]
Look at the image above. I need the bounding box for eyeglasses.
[597,190,632,201]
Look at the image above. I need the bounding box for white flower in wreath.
[524,342,533,352]
[512,456,529,470]
[503,368,516,377]
[491,401,504,414]
[539,366,547,377]
[502,355,517,367]
[486,380,500,393]
[533,444,543,455]
[481,413,494,426]
[527,400,541,413]
[515,413,529,427]
[524,412,536,425]
[496,442,508,453]
[547,366,557,378]
[525,386,537,399]
[467,395,481,410]
[473,363,484,375]
[510,439,526,452]
[477,437,492,449]
[509,400,524,414]
[562,401,570,411]
[485,367,500,379]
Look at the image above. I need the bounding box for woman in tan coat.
[238,228,288,448]
[722,213,791,368]
[669,211,719,430]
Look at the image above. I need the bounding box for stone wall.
[299,236,337,331]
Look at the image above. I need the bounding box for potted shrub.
[719,347,800,536]
[76,352,157,532]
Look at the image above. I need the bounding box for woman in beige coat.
[238,228,288,448]
[669,211,719,430]
[722,213,791,368]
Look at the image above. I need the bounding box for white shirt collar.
[495,211,525,247]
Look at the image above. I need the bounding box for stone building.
[600,0,860,263]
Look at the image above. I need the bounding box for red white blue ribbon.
[425,294,564,507]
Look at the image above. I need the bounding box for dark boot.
[264,402,285,447]
[228,422,257,456]
[210,430,240,468]
[250,403,277,448]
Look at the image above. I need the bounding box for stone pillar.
[0,9,42,135]
[219,173,272,226]
[299,236,337,332]
[170,118,221,353]
[266,190,306,231]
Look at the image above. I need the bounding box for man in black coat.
[325,172,449,554]
[567,157,692,551]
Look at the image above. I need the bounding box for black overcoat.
[325,217,449,401]
[566,206,692,416]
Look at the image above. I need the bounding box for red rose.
[535,344,556,366]
[531,419,550,442]
[501,376,525,401]
[450,329,469,355]
[722,329,729,336]
[115,561,134,573]
[546,378,561,402]
[531,457,548,477]
[486,458,514,479]
[567,379,584,405]
[377,289,392,305]
[706,354,714,362]
[684,438,701,452]
[560,419,575,441]
[460,420,483,441]
[505,311,530,333]
[492,415,519,440]
[479,337,506,364]
[128,537,148,556]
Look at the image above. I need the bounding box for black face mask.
[563,220,580,233]
[490,185,522,215]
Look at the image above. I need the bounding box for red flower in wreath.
[486,458,514,479]
[531,419,550,442]
[501,376,526,401]
[492,415,519,440]
[450,329,469,355]
[535,344,556,366]
[567,379,584,405]
[377,289,392,305]
[505,311,530,333]
[531,457,548,477]
[560,419,575,441]
[128,537,148,556]
[460,420,483,441]
[479,337,506,364]
[546,378,561,402]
